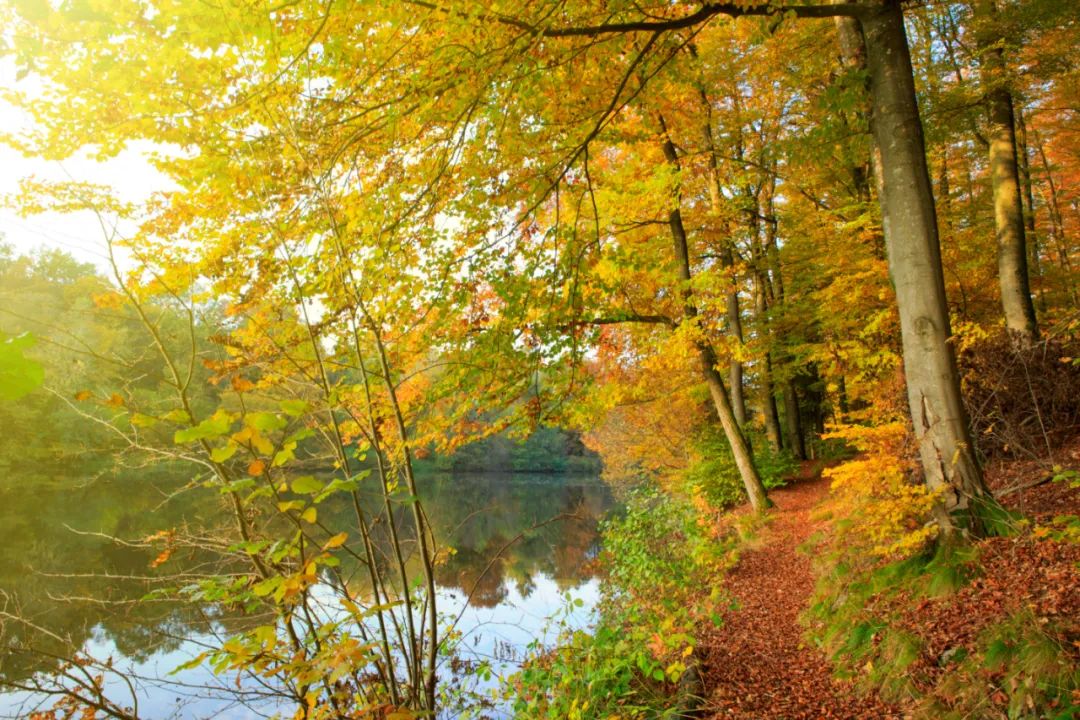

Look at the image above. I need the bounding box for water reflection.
[0,467,614,717]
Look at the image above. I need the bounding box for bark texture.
[860,0,994,535]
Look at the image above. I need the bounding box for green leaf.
[162,408,190,423]
[315,476,360,502]
[175,410,234,444]
[286,427,314,443]
[251,577,281,597]
[291,476,323,495]
[0,332,44,401]
[279,399,308,417]
[168,651,210,675]
[245,411,286,432]
[225,477,256,493]
[272,440,297,467]
[211,443,239,463]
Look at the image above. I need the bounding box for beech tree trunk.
[744,176,783,453]
[1016,107,1046,312]
[975,0,1039,344]
[1032,128,1076,309]
[698,96,749,427]
[783,381,806,461]
[757,288,784,453]
[724,252,749,427]
[860,0,995,535]
[661,133,771,512]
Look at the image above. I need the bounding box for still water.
[0,468,615,718]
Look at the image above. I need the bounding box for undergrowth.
[682,423,794,510]
[804,423,1080,719]
[510,482,763,719]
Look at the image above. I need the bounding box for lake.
[0,467,615,719]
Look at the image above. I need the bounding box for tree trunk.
[1015,107,1046,312]
[741,171,784,453]
[835,8,886,265]
[661,132,771,512]
[697,90,749,427]
[807,364,828,436]
[837,373,850,418]
[760,172,800,456]
[722,244,749,427]
[975,0,1038,344]
[701,83,755,428]
[753,268,784,453]
[762,360,784,452]
[762,173,785,305]
[783,381,806,460]
[860,0,995,536]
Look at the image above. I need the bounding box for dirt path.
[699,473,903,719]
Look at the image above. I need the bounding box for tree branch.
[560,313,677,331]
[407,2,864,38]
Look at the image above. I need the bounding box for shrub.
[926,611,1080,720]
[821,422,939,558]
[806,508,1080,719]
[682,423,794,511]
[511,484,739,719]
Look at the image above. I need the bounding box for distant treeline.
[416,426,601,475]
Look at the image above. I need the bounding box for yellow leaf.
[300,507,317,524]
[322,532,347,550]
[91,291,125,309]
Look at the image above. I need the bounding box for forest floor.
[697,467,904,719]
[695,441,1080,720]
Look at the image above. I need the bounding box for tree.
[2,1,1017,557]
[974,0,1039,343]
[858,1,995,534]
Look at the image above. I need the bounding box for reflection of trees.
[551,487,605,589]
[421,476,613,601]
[0,468,614,687]
[441,542,510,608]
[0,471,250,685]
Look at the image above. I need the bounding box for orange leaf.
[150,548,173,568]
[247,459,266,475]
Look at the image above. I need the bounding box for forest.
[0,0,1078,718]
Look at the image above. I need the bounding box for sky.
[0,58,171,269]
